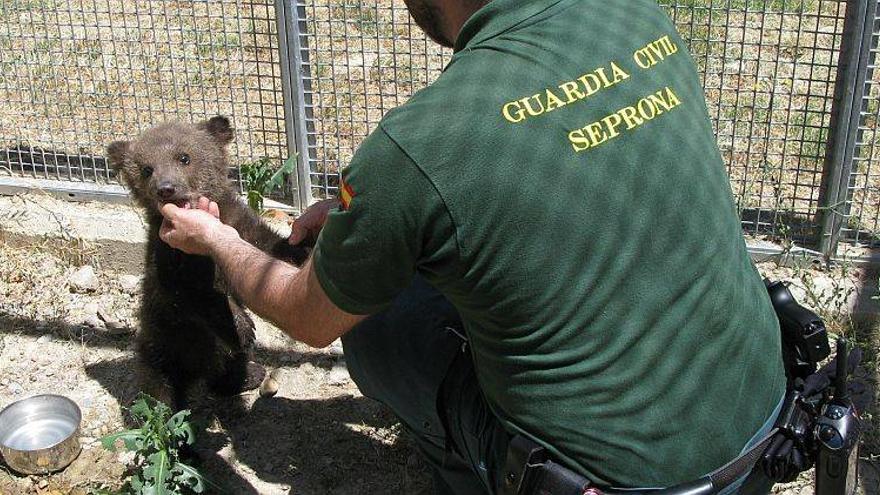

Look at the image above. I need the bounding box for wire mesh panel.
[291,0,851,247]
[0,0,288,197]
[660,0,848,246]
[0,1,872,252]
[841,0,880,252]
[292,0,448,199]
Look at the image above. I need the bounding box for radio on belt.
[814,337,861,495]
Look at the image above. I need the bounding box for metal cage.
[1,0,878,259]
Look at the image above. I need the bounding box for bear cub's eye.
[179,153,191,165]
[141,166,153,179]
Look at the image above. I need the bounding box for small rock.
[118,450,136,465]
[327,338,344,357]
[83,314,104,329]
[68,265,99,293]
[45,370,54,377]
[104,320,130,335]
[83,302,100,316]
[38,479,48,489]
[97,307,114,323]
[326,361,350,386]
[118,274,142,294]
[36,334,55,344]
[259,369,282,398]
[7,382,21,394]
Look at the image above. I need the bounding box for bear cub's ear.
[198,115,234,146]
[106,141,130,171]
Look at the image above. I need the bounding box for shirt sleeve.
[311,126,457,315]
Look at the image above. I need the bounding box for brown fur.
[107,116,308,410]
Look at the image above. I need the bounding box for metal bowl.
[0,394,82,475]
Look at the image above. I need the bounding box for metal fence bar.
[277,0,315,210]
[839,0,880,254]
[819,0,879,256]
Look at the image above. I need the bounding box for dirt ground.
[0,193,432,495]
[0,192,878,495]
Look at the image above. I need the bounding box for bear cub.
[107,116,307,410]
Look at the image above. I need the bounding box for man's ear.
[198,115,234,146]
[106,140,130,171]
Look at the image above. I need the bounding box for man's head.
[404,0,490,48]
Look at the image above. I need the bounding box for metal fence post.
[276,0,316,212]
[818,0,878,257]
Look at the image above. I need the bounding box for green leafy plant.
[240,156,296,212]
[99,394,223,495]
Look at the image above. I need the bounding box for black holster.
[499,435,595,495]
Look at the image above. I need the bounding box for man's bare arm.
[159,200,365,347]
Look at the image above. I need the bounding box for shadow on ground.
[853,260,880,495]
[0,310,343,370]
[207,394,430,494]
[84,356,432,495]
[1,312,430,494]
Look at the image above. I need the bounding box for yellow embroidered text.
[568,86,683,153]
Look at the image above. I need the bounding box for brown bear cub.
[107,116,307,410]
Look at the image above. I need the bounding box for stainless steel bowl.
[0,394,82,475]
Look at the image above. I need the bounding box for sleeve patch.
[339,176,356,210]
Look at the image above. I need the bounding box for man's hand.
[159,197,239,256]
[289,198,339,246]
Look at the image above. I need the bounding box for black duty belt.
[500,429,779,495]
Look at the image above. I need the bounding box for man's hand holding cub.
[289,198,339,246]
[160,197,238,256]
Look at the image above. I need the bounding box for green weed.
[240,155,296,212]
[99,394,222,495]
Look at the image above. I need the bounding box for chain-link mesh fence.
[0,0,286,192]
[292,1,447,199]
[293,0,857,249]
[662,1,849,247]
[1,0,878,256]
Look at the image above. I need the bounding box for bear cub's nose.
[157,183,176,199]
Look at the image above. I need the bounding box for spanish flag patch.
[339,176,355,210]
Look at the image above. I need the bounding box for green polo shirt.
[313,0,785,487]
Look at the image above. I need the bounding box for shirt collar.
[453,0,567,53]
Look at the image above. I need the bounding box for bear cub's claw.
[242,361,267,392]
